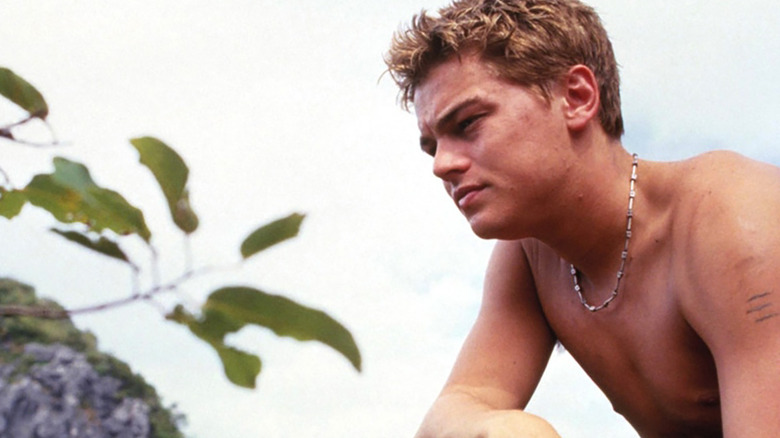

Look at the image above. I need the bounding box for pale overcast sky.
[1,1,779,437]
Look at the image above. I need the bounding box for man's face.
[414,54,573,240]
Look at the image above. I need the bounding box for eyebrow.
[418,96,482,150]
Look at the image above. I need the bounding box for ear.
[561,65,600,132]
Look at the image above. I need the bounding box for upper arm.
[442,239,556,410]
[680,155,780,436]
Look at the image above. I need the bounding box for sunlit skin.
[416,57,573,241]
[412,54,780,437]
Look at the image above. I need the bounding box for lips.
[452,184,485,209]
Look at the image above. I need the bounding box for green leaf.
[0,67,49,119]
[166,305,262,388]
[215,345,263,388]
[23,157,151,242]
[166,285,361,389]
[166,304,196,326]
[205,286,361,371]
[130,137,199,234]
[240,213,305,259]
[50,228,130,264]
[190,307,246,344]
[0,188,27,219]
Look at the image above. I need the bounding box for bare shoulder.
[672,150,780,239]
[677,150,780,194]
[671,151,780,337]
[669,152,780,436]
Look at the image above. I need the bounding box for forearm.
[415,390,560,438]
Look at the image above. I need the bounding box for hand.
[415,408,561,438]
[470,410,561,438]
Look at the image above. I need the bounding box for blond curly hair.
[385,0,623,138]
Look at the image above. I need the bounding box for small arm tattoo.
[746,291,779,323]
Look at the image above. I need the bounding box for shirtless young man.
[385,0,780,436]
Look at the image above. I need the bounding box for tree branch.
[1,137,65,148]
[0,165,11,187]
[0,261,240,320]
[0,115,34,131]
[0,116,65,148]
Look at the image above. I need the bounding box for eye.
[457,114,481,134]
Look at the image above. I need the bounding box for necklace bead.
[570,153,638,312]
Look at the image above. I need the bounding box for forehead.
[414,56,493,113]
[413,55,518,133]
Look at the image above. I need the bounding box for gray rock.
[0,343,151,438]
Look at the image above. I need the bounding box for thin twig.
[141,295,169,316]
[2,137,66,148]
[0,165,11,187]
[0,260,240,319]
[42,119,61,144]
[0,116,67,148]
[0,115,34,131]
[149,244,161,288]
[0,279,178,319]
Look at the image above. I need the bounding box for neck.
[535,141,640,287]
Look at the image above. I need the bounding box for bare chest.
[530,253,722,436]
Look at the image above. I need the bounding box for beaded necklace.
[570,154,638,312]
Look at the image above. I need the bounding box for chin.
[468,217,511,240]
[467,213,530,241]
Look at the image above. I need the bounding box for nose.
[432,142,470,180]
